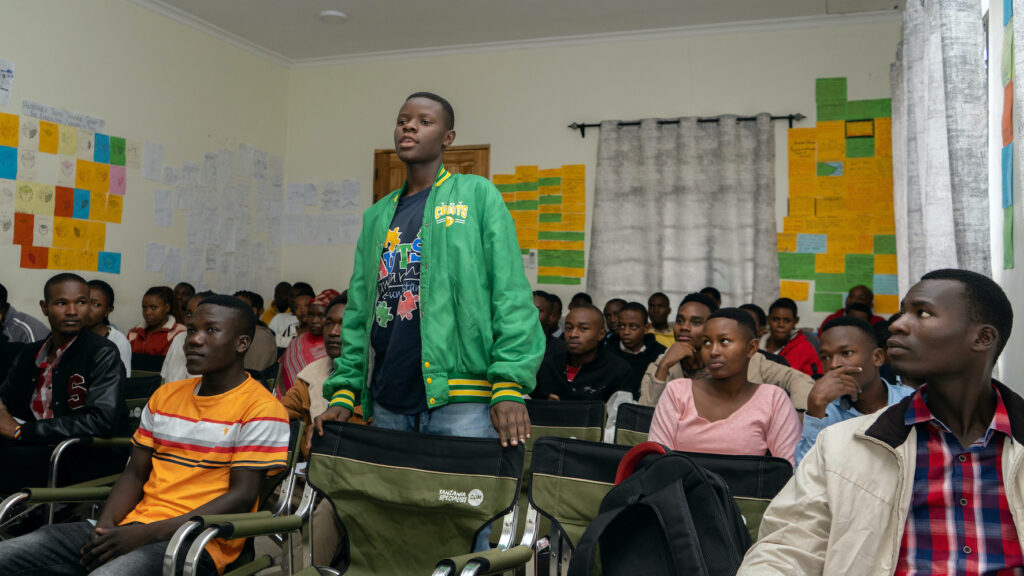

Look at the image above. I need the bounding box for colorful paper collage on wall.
[494,164,586,285]
[778,77,898,314]
[1003,0,1015,269]
[0,112,123,273]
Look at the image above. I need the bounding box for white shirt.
[160,330,197,384]
[268,313,298,348]
[105,326,132,375]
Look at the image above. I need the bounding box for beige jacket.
[739,382,1024,575]
[638,351,814,411]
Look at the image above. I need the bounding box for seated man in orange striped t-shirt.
[0,295,290,576]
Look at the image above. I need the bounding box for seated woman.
[127,285,185,357]
[648,308,802,465]
[277,289,337,399]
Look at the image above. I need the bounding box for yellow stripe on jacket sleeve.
[329,389,356,410]
[490,382,525,405]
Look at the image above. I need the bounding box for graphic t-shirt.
[370,187,430,414]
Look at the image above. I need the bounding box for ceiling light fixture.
[318,9,348,23]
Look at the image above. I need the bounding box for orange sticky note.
[777,233,797,252]
[86,221,106,251]
[816,121,846,161]
[91,163,110,194]
[815,253,846,274]
[13,212,33,245]
[105,195,122,224]
[875,254,898,275]
[788,176,818,197]
[561,164,585,181]
[816,196,845,215]
[783,217,806,233]
[76,160,95,190]
[0,113,18,147]
[90,192,108,221]
[39,121,59,154]
[780,280,810,301]
[874,118,892,158]
[20,245,49,269]
[789,196,815,217]
[875,294,899,315]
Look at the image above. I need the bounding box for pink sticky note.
[109,165,126,196]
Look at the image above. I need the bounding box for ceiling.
[135,0,903,66]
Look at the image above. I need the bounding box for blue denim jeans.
[373,401,497,551]
[0,521,217,576]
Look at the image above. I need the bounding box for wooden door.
[372,145,490,203]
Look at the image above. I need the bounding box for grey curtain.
[588,115,778,307]
[891,0,990,293]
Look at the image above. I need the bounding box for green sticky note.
[846,99,892,119]
[516,200,539,211]
[814,292,845,313]
[817,162,843,177]
[538,275,582,285]
[815,273,849,293]
[846,137,875,158]
[816,77,848,103]
[496,183,517,193]
[538,177,561,187]
[517,181,538,192]
[538,231,585,241]
[778,253,816,280]
[845,253,875,285]
[1005,206,1015,269]
[538,250,585,268]
[539,213,561,223]
[874,234,897,254]
[109,137,126,166]
[538,195,562,205]
[1003,22,1014,87]
[817,101,846,122]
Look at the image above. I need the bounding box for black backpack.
[568,442,751,576]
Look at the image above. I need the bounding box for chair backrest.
[251,362,279,394]
[613,403,654,446]
[529,437,630,551]
[124,374,162,400]
[307,422,524,575]
[679,451,793,542]
[131,353,165,373]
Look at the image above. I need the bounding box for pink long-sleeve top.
[648,378,802,465]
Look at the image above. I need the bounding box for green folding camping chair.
[612,403,654,446]
[177,421,532,576]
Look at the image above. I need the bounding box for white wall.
[0,0,289,330]
[988,0,1023,390]
[284,16,901,327]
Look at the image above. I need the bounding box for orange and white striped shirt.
[124,376,289,573]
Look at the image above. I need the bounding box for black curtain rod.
[567,113,806,138]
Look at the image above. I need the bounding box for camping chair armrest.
[188,510,274,530]
[88,437,133,448]
[213,514,304,540]
[23,486,113,502]
[436,545,534,576]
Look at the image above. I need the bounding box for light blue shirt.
[794,380,915,466]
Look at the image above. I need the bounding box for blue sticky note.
[0,145,17,180]
[94,133,111,164]
[873,274,899,295]
[796,233,828,254]
[1003,143,1014,208]
[1005,0,1013,26]
[97,251,121,274]
[73,188,91,219]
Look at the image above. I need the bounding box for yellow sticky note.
[815,253,846,274]
[875,294,899,315]
[539,204,560,214]
[76,160,95,190]
[52,217,77,249]
[34,184,55,214]
[846,120,874,138]
[561,164,585,181]
[92,163,110,193]
[855,235,875,253]
[48,248,73,270]
[783,217,806,233]
[560,213,585,230]
[874,118,892,158]
[0,113,18,147]
[516,190,538,202]
[90,192,107,221]
[846,158,877,180]
[816,121,846,161]
[777,233,797,252]
[39,121,59,154]
[515,165,538,182]
[845,193,873,213]
[780,280,810,301]
[86,222,106,250]
[538,240,584,251]
[58,125,77,156]
[875,254,898,275]
[492,174,517,186]
[788,128,816,162]
[816,196,845,215]
[539,168,561,179]
[789,196,815,217]
[789,176,818,197]
[537,266,585,278]
[105,194,123,223]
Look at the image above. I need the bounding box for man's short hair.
[605,297,626,308]
[921,268,1013,358]
[44,273,88,302]
[700,286,722,301]
[88,280,116,308]
[707,307,759,341]
[533,289,550,299]
[850,284,874,299]
[406,91,455,130]
[820,316,878,348]
[176,282,195,293]
[648,292,669,305]
[681,292,719,313]
[233,290,264,311]
[567,304,604,324]
[619,301,649,323]
[144,285,175,306]
[547,293,563,314]
[292,283,315,299]
[738,303,766,327]
[327,293,348,313]
[768,297,799,317]
[198,294,256,340]
[570,292,593,305]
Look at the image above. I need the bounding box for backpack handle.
[615,442,667,485]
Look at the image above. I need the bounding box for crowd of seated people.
[0,269,1017,574]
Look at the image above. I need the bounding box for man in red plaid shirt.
[739,269,1023,576]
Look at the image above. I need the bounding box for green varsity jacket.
[324,165,545,418]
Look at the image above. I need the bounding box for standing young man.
[739,269,1024,575]
[315,92,544,449]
